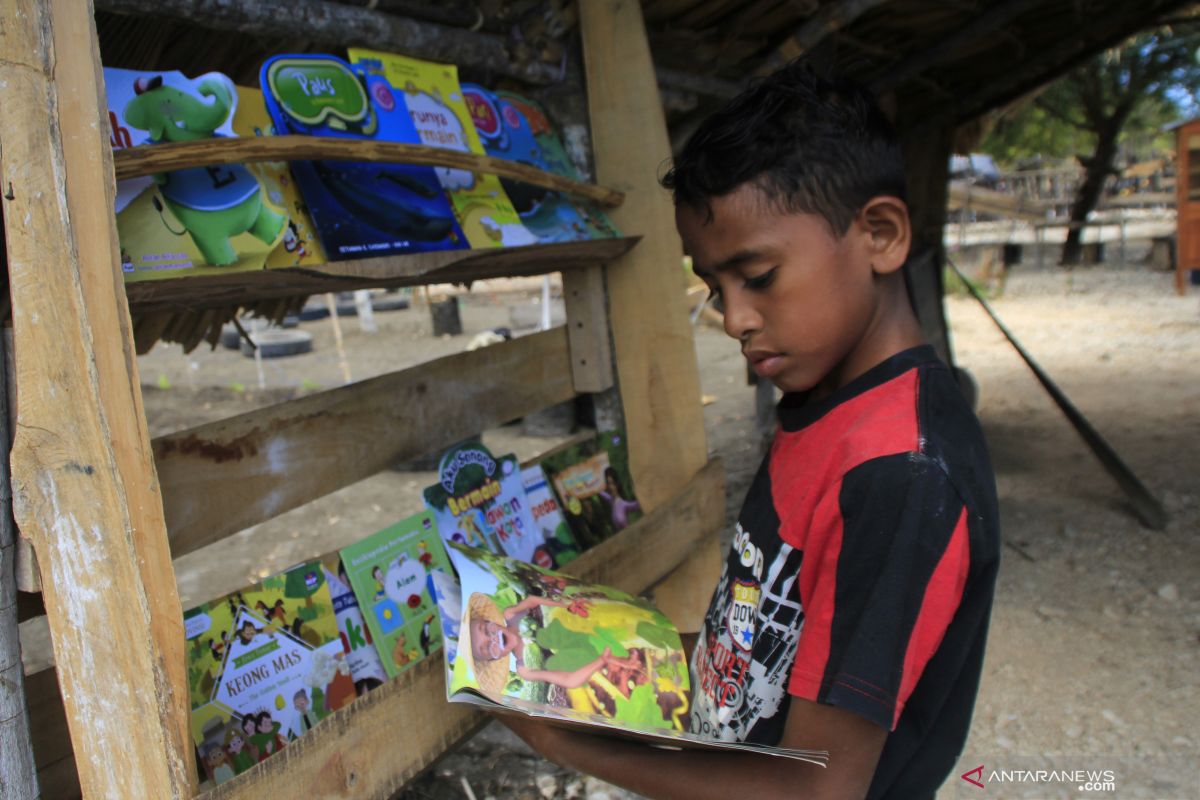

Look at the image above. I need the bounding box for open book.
[439,542,829,765]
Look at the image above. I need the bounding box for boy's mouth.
[745,348,784,379]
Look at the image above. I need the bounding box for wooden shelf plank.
[202,458,725,800]
[154,329,579,559]
[125,236,640,315]
[112,136,625,207]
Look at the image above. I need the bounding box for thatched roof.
[88,0,1196,352]
[96,0,1198,139]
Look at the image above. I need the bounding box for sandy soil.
[136,251,1199,799]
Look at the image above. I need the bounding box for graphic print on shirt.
[689,462,806,744]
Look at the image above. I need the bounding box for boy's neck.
[810,273,926,401]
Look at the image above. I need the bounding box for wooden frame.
[1,0,722,796]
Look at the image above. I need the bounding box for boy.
[499,63,1000,799]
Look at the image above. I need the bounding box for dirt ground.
[137,247,1199,799]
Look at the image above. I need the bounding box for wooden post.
[900,123,954,364]
[579,0,720,630]
[0,0,195,796]
[0,342,36,800]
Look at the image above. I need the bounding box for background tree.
[982,26,1200,264]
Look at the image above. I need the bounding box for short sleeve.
[787,452,972,730]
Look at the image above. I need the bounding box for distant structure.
[1174,118,1200,293]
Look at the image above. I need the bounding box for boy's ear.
[857,196,911,275]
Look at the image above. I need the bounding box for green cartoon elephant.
[124,74,286,265]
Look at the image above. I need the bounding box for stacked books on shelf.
[105,48,620,281]
[181,431,649,786]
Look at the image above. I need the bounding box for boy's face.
[678,184,897,395]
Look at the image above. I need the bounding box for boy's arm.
[497,695,886,800]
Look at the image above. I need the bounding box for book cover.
[441,543,827,764]
[183,562,357,782]
[260,54,466,260]
[521,463,581,567]
[422,441,547,566]
[231,87,328,268]
[327,566,388,695]
[462,83,595,244]
[496,91,621,240]
[338,511,453,678]
[106,67,289,281]
[347,48,538,249]
[539,430,643,549]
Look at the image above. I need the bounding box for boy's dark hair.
[661,62,905,236]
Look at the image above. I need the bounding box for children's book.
[346,48,538,249]
[183,562,357,784]
[326,566,388,695]
[232,87,327,268]
[462,84,597,244]
[422,441,550,566]
[105,68,291,281]
[539,430,642,550]
[260,54,467,260]
[496,91,621,241]
[521,464,581,567]
[442,542,828,764]
[338,511,454,678]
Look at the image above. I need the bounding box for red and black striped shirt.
[689,346,1000,799]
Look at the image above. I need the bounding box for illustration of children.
[238,714,261,763]
[224,727,255,774]
[204,744,236,784]
[597,467,641,532]
[465,592,610,696]
[249,710,286,761]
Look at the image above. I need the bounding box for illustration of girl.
[598,467,641,531]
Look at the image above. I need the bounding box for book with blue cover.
[260,54,466,260]
[462,83,599,244]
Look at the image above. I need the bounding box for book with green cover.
[440,542,829,764]
[338,511,453,678]
[347,48,538,249]
[183,561,356,784]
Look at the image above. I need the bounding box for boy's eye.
[706,287,724,314]
[743,267,777,291]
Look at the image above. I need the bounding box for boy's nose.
[721,295,760,341]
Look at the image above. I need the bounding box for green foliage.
[156,373,172,390]
[981,27,1200,168]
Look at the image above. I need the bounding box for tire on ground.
[240,329,314,358]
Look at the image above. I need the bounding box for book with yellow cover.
[347,48,537,249]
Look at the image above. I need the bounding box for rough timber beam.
[869,0,1044,94]
[0,0,194,796]
[95,0,737,101]
[755,0,890,75]
[579,0,721,631]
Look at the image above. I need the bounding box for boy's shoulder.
[772,346,992,506]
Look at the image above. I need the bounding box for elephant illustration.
[124,74,286,265]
